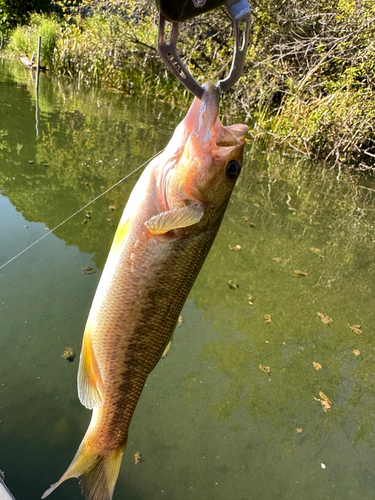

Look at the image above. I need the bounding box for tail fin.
[42,439,125,500]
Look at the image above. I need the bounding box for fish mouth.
[189,82,248,152]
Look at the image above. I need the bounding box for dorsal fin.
[77,332,103,409]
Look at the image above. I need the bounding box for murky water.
[1,58,375,500]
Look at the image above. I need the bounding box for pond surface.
[1,58,375,500]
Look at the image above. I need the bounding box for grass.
[2,0,375,173]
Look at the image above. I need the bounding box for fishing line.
[0,149,164,271]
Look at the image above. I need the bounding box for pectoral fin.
[77,333,103,409]
[145,205,204,236]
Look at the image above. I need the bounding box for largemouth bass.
[42,82,248,500]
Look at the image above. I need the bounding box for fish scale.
[43,82,248,500]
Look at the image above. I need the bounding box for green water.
[1,58,375,500]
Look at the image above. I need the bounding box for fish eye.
[226,160,241,180]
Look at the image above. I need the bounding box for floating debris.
[313,362,322,371]
[108,205,116,210]
[314,391,332,412]
[82,266,96,275]
[296,428,303,434]
[177,315,183,327]
[310,247,324,258]
[293,270,308,278]
[350,324,362,335]
[317,312,333,324]
[61,347,76,362]
[229,244,241,251]
[353,349,360,356]
[247,293,254,304]
[272,257,281,263]
[28,160,34,164]
[259,364,271,375]
[134,451,144,465]
[23,225,28,228]
[264,314,272,324]
[228,280,239,289]
[321,463,326,469]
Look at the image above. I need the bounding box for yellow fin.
[42,423,125,500]
[161,335,173,359]
[145,205,204,235]
[77,333,103,409]
[111,219,130,254]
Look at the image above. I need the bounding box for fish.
[42,81,248,500]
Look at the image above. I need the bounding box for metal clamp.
[158,0,251,99]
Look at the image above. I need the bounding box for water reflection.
[1,59,375,500]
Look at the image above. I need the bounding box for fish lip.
[191,82,220,145]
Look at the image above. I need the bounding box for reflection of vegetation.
[0,59,182,267]
[187,151,375,450]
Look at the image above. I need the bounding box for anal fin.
[77,333,103,409]
[145,205,204,235]
[161,335,173,359]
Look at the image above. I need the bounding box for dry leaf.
[272,257,281,262]
[314,391,332,412]
[288,206,297,211]
[350,324,362,335]
[313,362,322,370]
[229,244,241,251]
[259,364,271,375]
[264,314,272,324]
[242,216,249,222]
[81,266,96,275]
[177,315,183,327]
[296,428,303,434]
[247,293,254,304]
[253,203,260,207]
[108,205,116,210]
[353,349,360,356]
[134,452,144,465]
[249,223,256,228]
[293,270,308,278]
[61,347,76,362]
[317,312,333,324]
[228,280,239,289]
[310,247,324,258]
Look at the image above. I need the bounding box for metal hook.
[158,0,251,99]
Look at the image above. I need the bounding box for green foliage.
[3,0,375,171]
[0,0,52,39]
[7,14,60,66]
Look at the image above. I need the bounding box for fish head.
[168,82,248,225]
